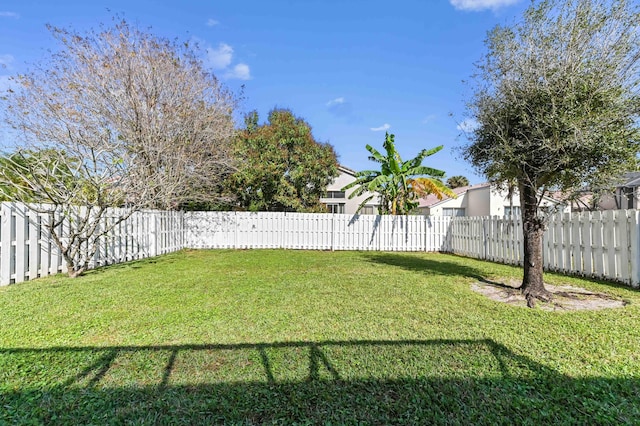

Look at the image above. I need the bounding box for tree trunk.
[518,182,551,307]
[65,258,86,278]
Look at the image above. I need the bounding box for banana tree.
[342,133,454,215]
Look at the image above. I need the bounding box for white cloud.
[202,40,252,80]
[421,114,437,124]
[370,123,391,132]
[326,97,360,122]
[206,18,219,27]
[326,97,345,107]
[224,63,251,80]
[206,43,233,70]
[0,11,19,18]
[457,118,480,133]
[449,0,520,11]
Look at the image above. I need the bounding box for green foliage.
[344,132,454,214]
[1,18,238,277]
[229,109,339,212]
[446,175,469,189]
[463,0,640,296]
[0,149,97,203]
[1,250,639,423]
[0,151,35,202]
[464,0,640,195]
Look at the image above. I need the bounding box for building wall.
[419,193,467,216]
[467,186,491,216]
[421,185,569,217]
[320,168,379,214]
[470,186,568,216]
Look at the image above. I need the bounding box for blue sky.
[0,0,530,183]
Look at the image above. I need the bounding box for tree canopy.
[0,150,76,202]
[343,132,454,215]
[1,19,239,277]
[463,0,640,304]
[229,109,339,212]
[446,176,470,189]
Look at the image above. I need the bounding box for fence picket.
[603,211,616,278]
[592,211,605,278]
[1,203,12,284]
[631,211,640,287]
[2,203,639,287]
[28,209,39,281]
[0,203,184,285]
[581,212,593,277]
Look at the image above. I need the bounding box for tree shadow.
[360,252,509,286]
[1,339,638,424]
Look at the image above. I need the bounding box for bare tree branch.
[1,18,239,277]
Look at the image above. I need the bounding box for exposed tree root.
[521,287,553,309]
[471,280,626,311]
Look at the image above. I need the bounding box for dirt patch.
[471,279,627,311]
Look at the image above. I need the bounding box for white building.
[596,172,640,210]
[320,165,380,214]
[417,183,569,217]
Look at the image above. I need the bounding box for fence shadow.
[1,339,638,424]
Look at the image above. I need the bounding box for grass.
[1,249,639,424]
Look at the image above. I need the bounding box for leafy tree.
[0,150,89,203]
[1,19,238,277]
[446,175,470,189]
[463,0,640,305]
[0,151,42,202]
[343,132,454,215]
[230,109,339,212]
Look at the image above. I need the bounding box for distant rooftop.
[621,171,640,187]
[418,183,490,208]
[337,165,357,176]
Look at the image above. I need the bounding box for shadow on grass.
[1,339,638,424]
[361,252,508,284]
[362,252,640,296]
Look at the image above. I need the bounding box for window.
[504,206,521,217]
[325,191,345,199]
[443,208,465,217]
[326,203,345,214]
[624,187,635,209]
[361,205,377,215]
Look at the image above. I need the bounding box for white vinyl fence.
[2,203,639,287]
[0,202,184,285]
[447,210,640,287]
[185,211,453,252]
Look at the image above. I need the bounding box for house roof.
[418,183,490,208]
[418,182,568,210]
[337,164,357,176]
[620,171,640,187]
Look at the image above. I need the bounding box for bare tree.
[463,0,640,305]
[1,19,238,277]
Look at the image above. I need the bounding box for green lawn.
[1,249,639,424]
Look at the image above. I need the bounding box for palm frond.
[408,177,456,200]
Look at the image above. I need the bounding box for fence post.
[424,215,428,252]
[28,208,39,280]
[630,210,640,288]
[482,217,487,260]
[331,214,335,251]
[149,212,158,258]
[14,204,26,283]
[1,203,12,285]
